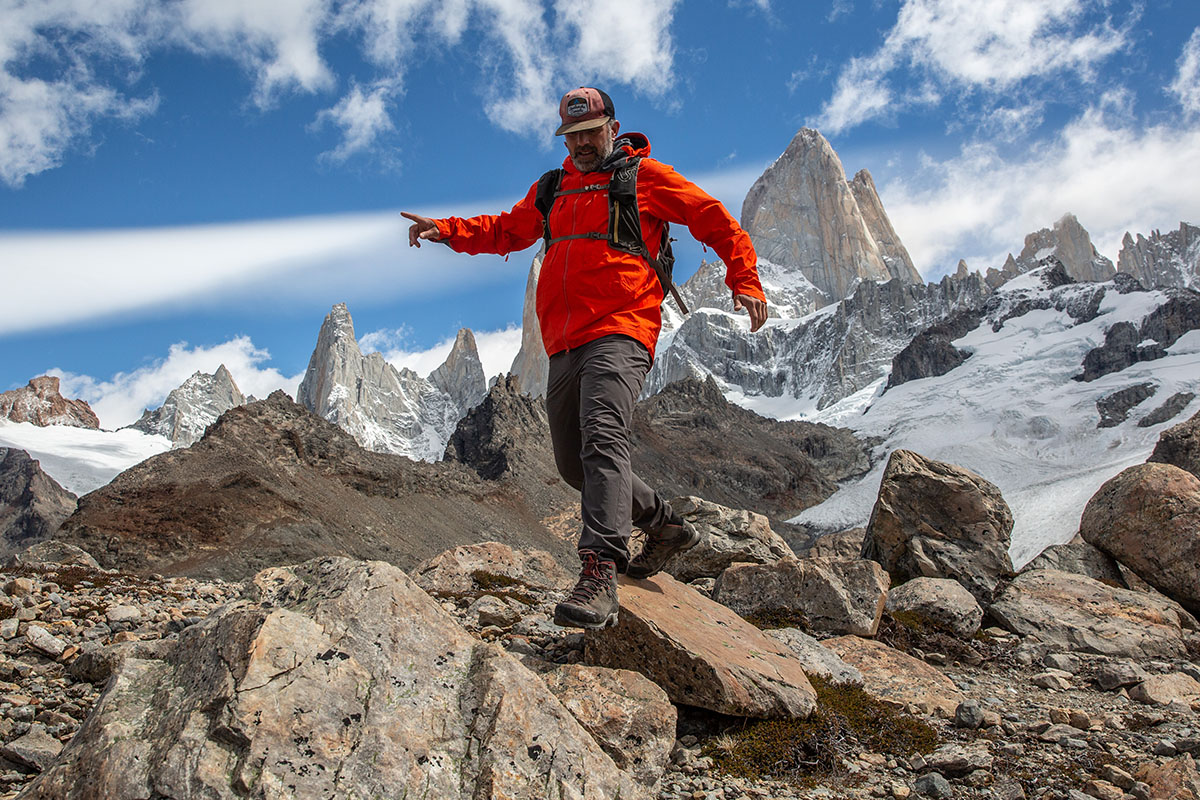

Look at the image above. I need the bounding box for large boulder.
[649,496,794,582]
[989,568,1194,659]
[862,449,1014,604]
[583,573,817,719]
[21,558,648,799]
[1148,408,1200,479]
[1079,462,1200,615]
[411,542,572,602]
[1021,540,1127,587]
[712,556,889,636]
[764,628,864,686]
[821,636,964,717]
[1134,755,1200,799]
[885,577,982,639]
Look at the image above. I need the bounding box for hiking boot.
[627,516,700,579]
[553,550,619,629]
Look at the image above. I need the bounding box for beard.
[570,133,614,172]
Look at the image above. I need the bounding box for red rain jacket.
[434,132,764,360]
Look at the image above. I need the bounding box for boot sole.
[627,524,702,580]
[553,607,620,630]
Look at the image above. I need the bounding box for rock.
[740,128,916,307]
[0,725,61,772]
[1096,660,1148,690]
[1080,462,1200,615]
[885,308,981,390]
[652,496,795,582]
[1129,673,1200,706]
[821,636,964,717]
[12,541,98,569]
[1006,213,1115,283]
[0,448,77,557]
[763,627,864,685]
[583,573,817,718]
[1033,671,1073,690]
[1098,764,1136,790]
[914,771,953,798]
[104,605,141,625]
[802,528,866,560]
[862,449,1014,604]
[1118,221,1200,291]
[1084,780,1125,800]
[296,302,461,460]
[1096,383,1156,428]
[1075,290,1200,382]
[989,569,1191,659]
[0,376,99,429]
[1138,392,1196,428]
[1133,754,1200,799]
[22,558,647,799]
[23,625,66,659]
[1149,408,1200,479]
[885,576,983,638]
[126,364,247,446]
[508,252,549,399]
[955,699,985,729]
[466,595,520,629]
[850,168,922,284]
[66,640,172,685]
[713,556,888,636]
[428,327,487,419]
[1022,540,1128,588]
[412,542,572,602]
[539,664,676,788]
[925,743,993,776]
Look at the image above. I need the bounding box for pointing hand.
[400,211,441,247]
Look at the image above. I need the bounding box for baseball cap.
[555,87,615,135]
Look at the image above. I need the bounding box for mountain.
[796,265,1200,568]
[429,328,487,418]
[0,376,99,429]
[296,303,461,461]
[126,364,247,446]
[52,391,579,579]
[509,252,550,398]
[0,447,76,557]
[739,127,922,307]
[1118,221,1199,291]
[994,213,1116,285]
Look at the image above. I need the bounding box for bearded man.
[403,87,766,629]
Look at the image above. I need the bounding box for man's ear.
[610,120,620,139]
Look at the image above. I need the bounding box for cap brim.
[555,116,610,136]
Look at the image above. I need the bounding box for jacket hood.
[561,131,651,174]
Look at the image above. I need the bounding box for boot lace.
[566,551,611,605]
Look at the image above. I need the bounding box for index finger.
[399,211,424,223]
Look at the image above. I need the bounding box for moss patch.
[741,607,810,631]
[703,676,938,785]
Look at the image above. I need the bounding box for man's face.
[564,121,618,172]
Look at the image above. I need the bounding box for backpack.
[533,158,690,314]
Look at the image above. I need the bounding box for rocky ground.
[0,544,1195,800]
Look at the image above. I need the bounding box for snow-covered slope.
[0,422,170,496]
[780,272,1200,568]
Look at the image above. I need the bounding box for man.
[403,87,766,630]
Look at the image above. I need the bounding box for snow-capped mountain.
[296,303,463,461]
[126,364,248,446]
[790,266,1200,568]
[1118,221,1199,291]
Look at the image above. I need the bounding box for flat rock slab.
[989,568,1192,659]
[22,557,647,800]
[584,573,816,719]
[821,635,964,717]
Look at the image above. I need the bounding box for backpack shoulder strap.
[534,168,564,251]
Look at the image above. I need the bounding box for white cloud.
[879,106,1200,280]
[52,337,304,429]
[554,0,680,95]
[1171,28,1200,118]
[0,206,513,337]
[815,0,1130,133]
[315,80,397,162]
[373,325,523,380]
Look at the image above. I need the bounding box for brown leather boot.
[553,550,619,629]
[627,516,700,579]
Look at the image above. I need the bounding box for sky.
[2,0,1199,428]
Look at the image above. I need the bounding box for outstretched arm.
[401,211,442,247]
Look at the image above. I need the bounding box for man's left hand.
[733,294,768,332]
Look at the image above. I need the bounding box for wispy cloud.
[0,0,687,186]
[52,337,304,429]
[1171,28,1200,118]
[814,0,1131,134]
[880,100,1200,280]
[0,206,511,337]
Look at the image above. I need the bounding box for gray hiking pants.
[546,334,674,571]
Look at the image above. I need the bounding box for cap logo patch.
[565,97,589,117]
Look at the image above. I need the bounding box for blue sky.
[2,0,1199,427]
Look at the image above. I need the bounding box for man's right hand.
[400,211,441,247]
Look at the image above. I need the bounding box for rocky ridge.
[995,213,1116,286]
[428,327,488,418]
[0,379,96,431]
[126,364,247,446]
[1119,222,1199,291]
[0,452,75,560]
